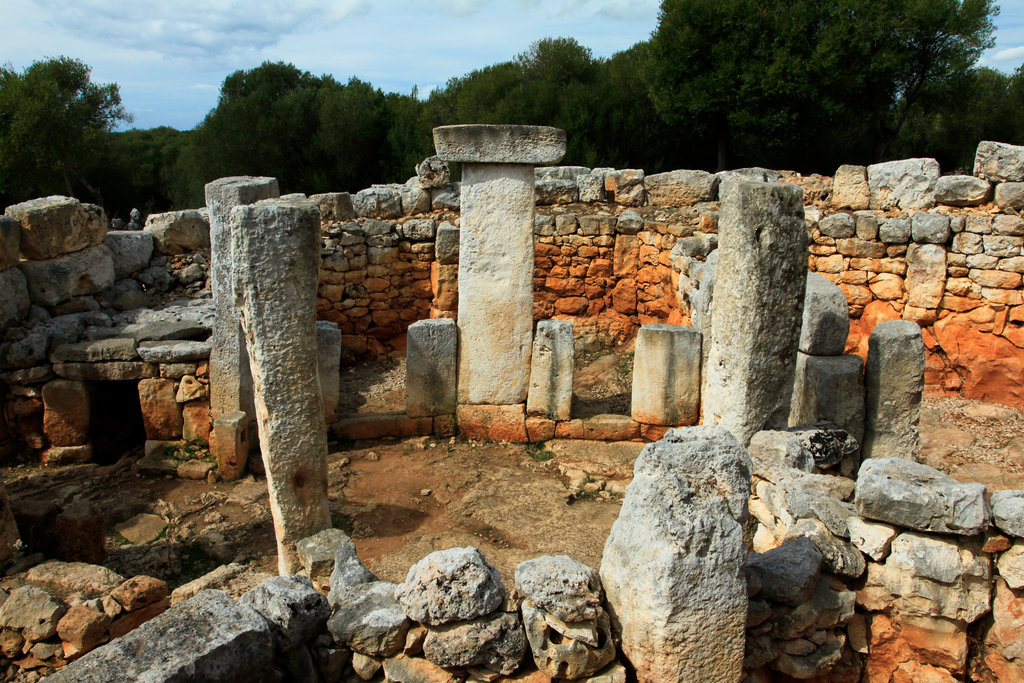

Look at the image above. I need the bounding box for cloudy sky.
[3,0,1023,131]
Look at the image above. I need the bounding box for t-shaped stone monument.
[433,125,566,405]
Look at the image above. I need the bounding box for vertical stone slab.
[205,176,280,468]
[863,320,925,460]
[42,379,89,447]
[800,272,849,356]
[527,320,574,421]
[790,352,865,476]
[316,321,341,425]
[703,181,807,444]
[138,378,183,440]
[231,200,330,574]
[600,426,750,682]
[433,124,566,406]
[213,411,248,480]
[406,319,457,418]
[630,324,701,426]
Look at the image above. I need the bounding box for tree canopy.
[0,57,130,207]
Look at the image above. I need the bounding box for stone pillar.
[703,181,807,444]
[526,320,574,421]
[230,199,331,575]
[433,125,566,406]
[316,321,341,425]
[631,324,701,426]
[205,176,280,477]
[600,426,750,682]
[212,411,248,480]
[406,318,457,418]
[863,320,925,460]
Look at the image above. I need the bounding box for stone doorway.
[89,380,147,464]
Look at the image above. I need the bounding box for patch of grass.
[617,351,635,376]
[527,441,555,462]
[162,441,211,461]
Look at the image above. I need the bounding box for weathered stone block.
[0,215,20,270]
[863,320,924,460]
[975,140,1024,182]
[800,273,849,356]
[138,378,183,440]
[832,165,870,210]
[433,124,566,164]
[240,576,330,651]
[645,169,716,206]
[911,213,951,244]
[316,321,341,424]
[819,213,855,239]
[0,267,30,328]
[855,458,990,535]
[630,324,700,426]
[527,320,574,421]
[143,209,210,254]
[310,192,356,221]
[600,426,750,682]
[905,243,946,309]
[5,195,106,260]
[789,353,865,449]
[703,181,807,444]
[42,379,89,447]
[103,230,154,279]
[456,404,528,442]
[867,158,940,210]
[406,318,457,418]
[996,181,1024,210]
[934,175,992,206]
[19,243,114,307]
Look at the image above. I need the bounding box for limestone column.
[230,199,330,574]
[703,181,808,444]
[527,320,574,421]
[631,324,701,426]
[433,125,566,405]
[406,318,457,418]
[205,176,279,477]
[863,320,925,460]
[316,321,341,425]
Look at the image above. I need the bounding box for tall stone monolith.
[863,320,925,460]
[205,176,279,477]
[703,181,808,444]
[630,324,701,426]
[433,124,566,406]
[600,426,751,682]
[230,199,330,574]
[527,320,574,421]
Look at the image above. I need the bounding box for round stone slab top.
[433,124,566,165]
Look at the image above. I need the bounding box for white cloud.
[431,0,488,16]
[992,45,1024,62]
[29,0,369,63]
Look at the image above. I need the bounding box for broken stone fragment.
[296,527,353,584]
[513,554,602,622]
[0,585,66,642]
[746,537,823,607]
[327,580,409,657]
[327,533,376,607]
[991,490,1024,538]
[423,610,526,675]
[240,575,329,652]
[521,599,615,679]
[395,547,505,626]
[846,516,897,561]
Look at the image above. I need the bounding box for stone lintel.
[433,125,566,165]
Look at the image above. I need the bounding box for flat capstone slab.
[433,125,566,165]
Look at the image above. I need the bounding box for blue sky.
[2,0,1023,131]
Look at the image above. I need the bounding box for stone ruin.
[0,128,1024,680]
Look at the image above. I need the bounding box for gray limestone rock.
[433,124,566,164]
[855,457,990,535]
[327,532,376,606]
[431,183,461,211]
[0,268,30,329]
[645,169,716,206]
[5,195,106,260]
[867,158,940,210]
[405,318,457,418]
[46,589,273,682]
[401,218,436,241]
[527,320,574,421]
[136,340,211,363]
[749,430,813,472]
[975,140,1024,182]
[770,577,855,640]
[799,273,849,356]
[746,537,823,606]
[0,585,66,642]
[703,181,807,445]
[240,575,330,651]
[905,243,946,308]
[416,156,450,189]
[103,230,154,279]
[316,320,341,424]
[296,528,352,583]
[599,425,750,682]
[327,581,410,657]
[435,222,459,265]
[996,181,1024,210]
[353,186,403,219]
[785,518,865,578]
[863,321,924,460]
[630,324,701,426]
[19,243,114,307]
[310,192,356,222]
[143,209,210,254]
[521,600,615,679]
[514,555,602,622]
[818,213,855,239]
[536,177,579,204]
[879,218,912,244]
[911,212,951,244]
[616,210,644,235]
[395,547,505,626]
[934,175,992,206]
[423,611,526,675]
[50,336,138,363]
[991,490,1024,538]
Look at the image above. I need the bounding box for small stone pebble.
[366,451,379,461]
[420,489,432,497]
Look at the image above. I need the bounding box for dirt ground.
[4,345,1024,593]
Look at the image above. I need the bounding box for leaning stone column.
[433,125,566,405]
[600,426,750,682]
[863,320,925,460]
[205,176,279,478]
[230,199,330,575]
[703,181,807,444]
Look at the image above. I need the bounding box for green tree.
[0,56,130,205]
